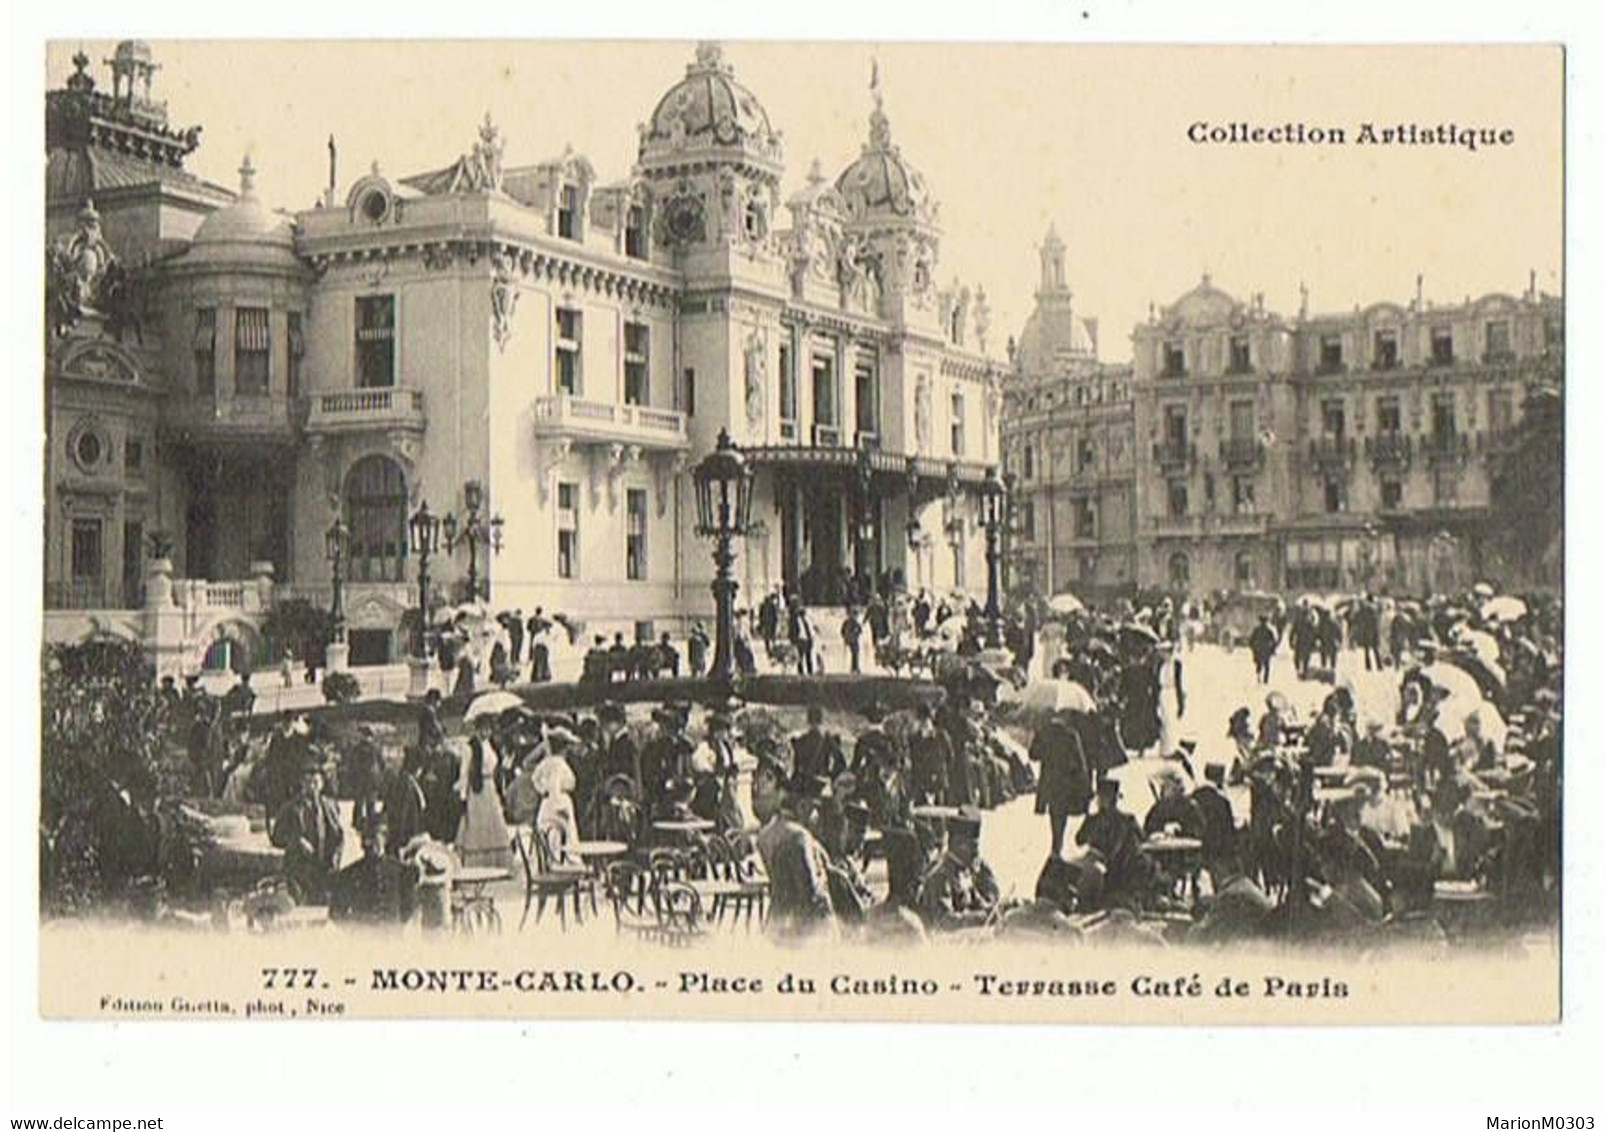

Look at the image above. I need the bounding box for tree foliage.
[259,598,335,661]
[1487,384,1563,589]
[40,636,167,911]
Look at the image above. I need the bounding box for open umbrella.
[1481,596,1528,623]
[1471,582,1496,599]
[1443,652,1507,703]
[1438,696,1508,746]
[464,690,524,721]
[1047,593,1085,616]
[1016,679,1098,715]
[1421,662,1482,703]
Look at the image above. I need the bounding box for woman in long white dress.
[531,731,581,867]
[453,726,512,872]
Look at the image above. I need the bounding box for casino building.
[1003,236,1562,602]
[43,42,1006,676]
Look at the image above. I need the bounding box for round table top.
[454,866,511,885]
[1141,836,1203,854]
[653,819,716,833]
[910,805,960,820]
[1312,766,1351,781]
[1434,881,1495,903]
[574,840,629,857]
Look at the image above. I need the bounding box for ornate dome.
[1161,274,1243,328]
[638,43,782,173]
[835,81,938,229]
[189,156,299,269]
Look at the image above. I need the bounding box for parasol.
[1471,582,1495,599]
[1047,593,1085,615]
[1481,596,1528,623]
[1016,679,1098,715]
[463,690,525,721]
[1438,696,1508,746]
[1421,662,1482,703]
[1443,652,1507,703]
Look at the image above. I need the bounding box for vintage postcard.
[39,39,1562,1024]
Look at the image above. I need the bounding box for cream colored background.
[43,41,1563,351]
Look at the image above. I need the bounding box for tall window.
[1019,501,1035,541]
[1433,467,1459,505]
[1376,395,1402,434]
[557,185,580,240]
[1323,477,1346,514]
[950,392,966,456]
[681,368,696,416]
[344,456,407,582]
[286,311,305,399]
[1431,393,1458,439]
[1229,399,1255,442]
[1234,551,1255,589]
[1077,437,1096,472]
[555,308,582,395]
[812,353,837,430]
[1228,335,1251,374]
[193,308,217,395]
[1321,399,1347,439]
[1161,341,1186,378]
[1164,405,1188,448]
[234,306,270,395]
[1373,329,1399,370]
[1074,498,1097,538]
[1167,552,1190,588]
[557,482,579,579]
[625,488,648,581]
[1167,480,1189,518]
[1232,475,1256,514]
[854,354,878,439]
[1485,320,1512,360]
[624,204,648,260]
[1318,334,1344,373]
[355,295,396,388]
[71,518,103,587]
[778,343,797,428]
[1488,389,1515,436]
[1381,477,1403,510]
[623,321,650,406]
[1430,326,1455,366]
[1022,444,1035,481]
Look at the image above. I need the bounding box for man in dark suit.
[330,813,418,925]
[270,758,345,903]
[1076,776,1147,908]
[918,808,1001,931]
[1190,763,1237,878]
[751,755,836,942]
[1028,709,1094,857]
[790,704,845,791]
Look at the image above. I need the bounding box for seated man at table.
[752,754,837,943]
[917,808,1001,931]
[1143,767,1205,840]
[791,704,846,792]
[1076,776,1150,909]
[1190,763,1237,880]
[330,813,419,926]
[1187,848,1274,947]
[270,756,345,904]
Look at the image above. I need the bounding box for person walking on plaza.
[788,598,816,675]
[1249,615,1279,685]
[1029,708,1094,858]
[687,620,709,676]
[526,608,553,683]
[453,722,512,872]
[842,607,864,674]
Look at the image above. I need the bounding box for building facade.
[44,42,1007,676]
[1004,228,1563,603]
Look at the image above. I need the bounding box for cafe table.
[451,866,510,935]
[909,804,960,821]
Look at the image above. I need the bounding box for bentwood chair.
[512,827,595,931]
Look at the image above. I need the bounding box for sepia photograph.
[35,37,1564,1026]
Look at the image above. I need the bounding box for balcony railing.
[1365,432,1413,470]
[1308,436,1356,471]
[531,394,688,449]
[1150,513,1202,535]
[1152,440,1196,471]
[1208,511,1270,536]
[1421,431,1472,466]
[1219,437,1265,469]
[166,394,297,440]
[304,387,426,434]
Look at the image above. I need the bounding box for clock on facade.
[662,192,705,245]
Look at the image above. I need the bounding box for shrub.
[321,670,362,705]
[40,636,166,912]
[260,598,335,663]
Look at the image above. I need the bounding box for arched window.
[1235,550,1256,590]
[345,455,408,582]
[1167,551,1191,589]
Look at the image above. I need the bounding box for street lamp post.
[324,517,350,672]
[442,479,505,603]
[979,466,1007,648]
[407,501,442,659]
[693,429,754,687]
[1002,470,1018,601]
